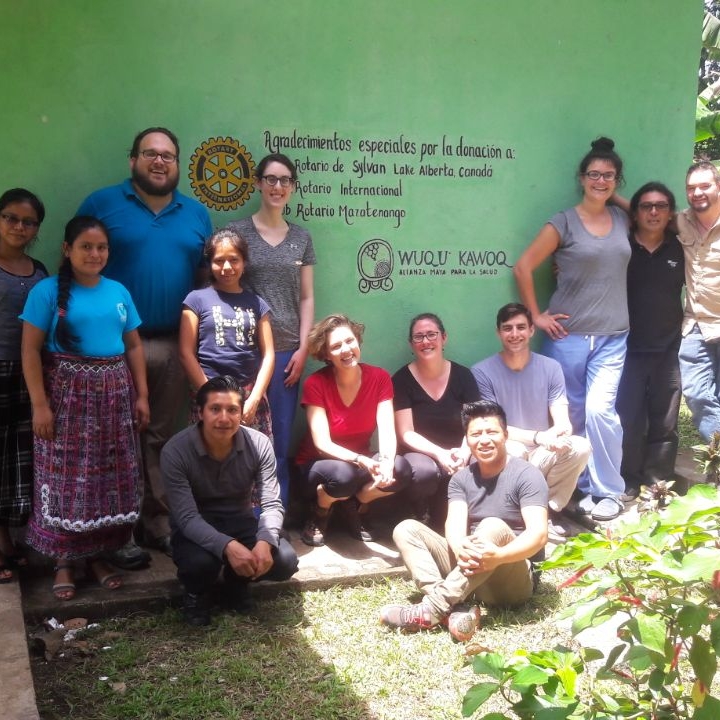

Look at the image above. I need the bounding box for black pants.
[616,347,681,485]
[171,513,298,595]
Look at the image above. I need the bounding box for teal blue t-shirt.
[20,275,141,357]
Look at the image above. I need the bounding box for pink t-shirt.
[295,363,393,465]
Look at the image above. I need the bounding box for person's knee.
[392,518,423,546]
[309,461,361,499]
[268,538,298,580]
[473,517,513,544]
[571,436,592,461]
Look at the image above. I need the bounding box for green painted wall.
[1,0,702,373]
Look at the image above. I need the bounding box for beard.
[131,165,179,197]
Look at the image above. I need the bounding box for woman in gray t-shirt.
[513,137,630,522]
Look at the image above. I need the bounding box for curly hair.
[307,314,365,363]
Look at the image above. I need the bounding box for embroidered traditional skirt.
[0,360,33,526]
[26,354,142,559]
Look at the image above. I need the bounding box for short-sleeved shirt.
[677,208,720,341]
[392,362,479,450]
[471,352,566,436]
[626,231,685,352]
[225,217,316,352]
[547,206,630,335]
[21,275,141,356]
[295,363,392,465]
[448,456,548,536]
[183,286,270,383]
[77,180,212,333]
[0,258,47,360]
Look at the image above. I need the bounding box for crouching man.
[161,376,298,626]
[380,400,547,638]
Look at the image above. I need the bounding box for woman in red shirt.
[296,314,412,546]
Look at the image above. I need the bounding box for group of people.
[1,128,717,635]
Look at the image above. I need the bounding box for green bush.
[463,484,720,719]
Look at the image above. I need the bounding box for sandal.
[52,563,76,601]
[0,563,14,584]
[88,559,122,590]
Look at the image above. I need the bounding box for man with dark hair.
[161,376,298,626]
[380,400,547,640]
[471,303,591,524]
[677,162,720,443]
[78,127,212,566]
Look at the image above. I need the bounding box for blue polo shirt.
[77,179,212,332]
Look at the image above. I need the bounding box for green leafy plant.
[463,484,720,719]
[693,431,720,484]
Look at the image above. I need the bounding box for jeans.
[393,518,535,615]
[267,349,300,507]
[544,333,626,499]
[679,324,720,442]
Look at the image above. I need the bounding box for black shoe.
[145,535,173,557]
[226,583,256,615]
[301,505,331,546]
[108,539,151,570]
[183,592,210,627]
[341,499,374,542]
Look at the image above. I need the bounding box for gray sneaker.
[109,539,151,570]
[591,497,623,522]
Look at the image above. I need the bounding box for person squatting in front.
[380,400,548,641]
[161,376,298,626]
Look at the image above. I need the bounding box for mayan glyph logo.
[357,238,394,293]
[189,137,255,211]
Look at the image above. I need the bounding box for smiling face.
[497,313,534,357]
[199,390,243,446]
[257,160,295,211]
[325,325,361,370]
[0,200,40,253]
[210,238,245,292]
[579,159,618,204]
[130,131,179,197]
[63,226,109,284]
[633,190,673,235]
[409,317,446,361]
[466,415,508,472]
[686,168,720,215]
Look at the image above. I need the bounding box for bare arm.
[178,308,208,391]
[284,265,314,386]
[395,407,465,474]
[123,329,150,432]
[445,499,470,559]
[243,314,275,425]
[375,399,398,486]
[513,224,568,339]
[21,322,53,440]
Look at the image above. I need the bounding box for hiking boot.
[183,592,210,627]
[341,499,374,542]
[225,581,256,615]
[379,600,442,631]
[301,505,331,546]
[445,605,481,642]
[108,539,151,570]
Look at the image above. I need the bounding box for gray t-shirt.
[547,205,630,335]
[2,259,47,360]
[448,456,547,536]
[225,217,316,352]
[471,352,566,436]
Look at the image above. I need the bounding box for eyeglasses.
[138,149,177,163]
[411,331,441,343]
[638,201,670,212]
[262,175,295,188]
[0,212,40,229]
[584,171,617,182]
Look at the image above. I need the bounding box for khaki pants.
[393,518,535,617]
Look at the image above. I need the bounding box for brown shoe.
[301,505,332,546]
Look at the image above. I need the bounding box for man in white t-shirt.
[471,303,591,524]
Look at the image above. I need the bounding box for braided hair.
[54,216,109,353]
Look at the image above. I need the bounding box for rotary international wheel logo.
[189,137,255,211]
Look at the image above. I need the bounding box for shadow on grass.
[31,591,375,720]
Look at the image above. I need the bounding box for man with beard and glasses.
[77,127,212,568]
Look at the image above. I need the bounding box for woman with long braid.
[20,216,149,601]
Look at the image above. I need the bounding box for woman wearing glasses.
[296,314,412,546]
[392,313,478,528]
[0,189,47,583]
[226,154,315,509]
[514,137,630,522]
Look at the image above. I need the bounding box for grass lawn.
[31,406,707,719]
[32,572,580,720]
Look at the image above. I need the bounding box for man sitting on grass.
[161,375,298,626]
[380,400,548,640]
